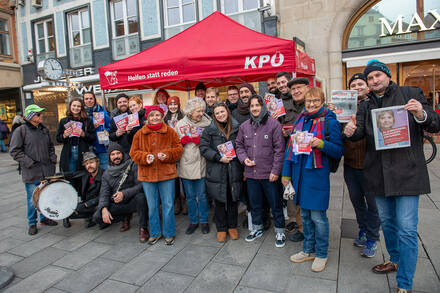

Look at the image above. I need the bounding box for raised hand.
[344,114,357,137]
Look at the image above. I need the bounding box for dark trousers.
[246,178,285,233]
[94,193,148,229]
[344,165,380,241]
[215,182,238,232]
[241,180,269,224]
[69,202,96,219]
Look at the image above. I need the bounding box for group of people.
[8,58,440,293]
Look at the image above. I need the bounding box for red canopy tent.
[99,11,315,91]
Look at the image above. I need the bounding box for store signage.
[34,66,95,83]
[379,9,440,37]
[244,52,284,69]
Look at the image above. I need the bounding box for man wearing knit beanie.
[344,59,440,293]
[109,93,131,154]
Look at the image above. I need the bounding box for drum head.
[38,181,78,220]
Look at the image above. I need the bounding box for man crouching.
[93,142,149,242]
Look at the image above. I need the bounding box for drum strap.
[116,161,134,192]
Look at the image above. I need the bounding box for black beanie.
[108,142,124,156]
[348,73,367,88]
[239,82,257,95]
[363,59,391,78]
[195,82,206,92]
[116,93,129,103]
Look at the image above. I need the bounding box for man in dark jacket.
[63,151,103,229]
[266,77,280,98]
[109,94,131,154]
[226,86,240,112]
[9,104,58,235]
[93,143,149,242]
[344,59,440,293]
[232,83,255,125]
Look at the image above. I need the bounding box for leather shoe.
[372,261,398,274]
[201,223,210,234]
[139,227,149,243]
[186,223,198,234]
[120,215,131,232]
[40,218,58,226]
[28,224,38,235]
[63,218,71,228]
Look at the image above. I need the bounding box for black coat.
[109,109,131,154]
[200,119,243,203]
[127,108,147,146]
[56,117,96,172]
[350,82,440,197]
[65,168,104,208]
[231,108,249,125]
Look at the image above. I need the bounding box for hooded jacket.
[85,104,111,154]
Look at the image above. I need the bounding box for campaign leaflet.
[159,104,168,113]
[179,124,191,136]
[282,124,294,136]
[264,93,286,118]
[371,105,411,151]
[330,90,358,123]
[291,131,314,155]
[217,141,236,158]
[189,126,203,137]
[114,113,129,131]
[64,121,83,137]
[93,112,105,126]
[97,130,109,145]
[127,113,140,127]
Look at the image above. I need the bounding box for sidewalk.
[0,150,439,293]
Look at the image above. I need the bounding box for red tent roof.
[99,11,315,90]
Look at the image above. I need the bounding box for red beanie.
[144,105,165,119]
[167,96,181,108]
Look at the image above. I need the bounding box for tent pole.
[101,89,107,111]
[313,76,316,87]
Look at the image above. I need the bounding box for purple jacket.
[236,116,285,179]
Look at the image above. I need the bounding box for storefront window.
[346,0,440,50]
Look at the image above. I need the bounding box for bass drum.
[32,179,78,220]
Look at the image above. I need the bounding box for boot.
[217,232,227,243]
[174,198,182,215]
[228,228,239,240]
[139,227,149,243]
[120,214,132,232]
[63,218,71,228]
[181,199,188,215]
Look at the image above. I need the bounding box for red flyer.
[127,113,140,127]
[217,141,236,158]
[291,131,314,155]
[114,113,129,131]
[93,112,104,126]
[372,105,411,150]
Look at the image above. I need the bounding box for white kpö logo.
[104,71,118,85]
[244,52,284,69]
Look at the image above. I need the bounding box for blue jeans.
[375,195,419,290]
[0,139,6,152]
[182,178,209,224]
[97,152,108,170]
[69,146,79,172]
[246,178,285,233]
[142,179,176,238]
[25,183,45,225]
[344,165,380,241]
[301,208,329,258]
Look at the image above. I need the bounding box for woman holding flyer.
[56,98,96,172]
[282,88,343,273]
[200,102,242,242]
[130,105,183,245]
[126,96,146,146]
[153,89,170,112]
[235,95,286,248]
[175,97,212,235]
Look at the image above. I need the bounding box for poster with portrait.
[291,131,314,155]
[217,141,236,158]
[371,105,411,151]
[179,124,191,136]
[264,93,286,118]
[93,112,105,126]
[114,113,129,131]
[330,90,358,123]
[189,126,203,137]
[127,113,140,127]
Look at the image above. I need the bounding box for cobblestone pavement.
[0,149,439,293]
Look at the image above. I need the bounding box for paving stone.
[8,233,65,257]
[290,247,339,281]
[162,244,220,277]
[54,258,123,293]
[43,288,68,293]
[110,250,173,285]
[52,229,103,251]
[213,238,260,267]
[234,286,279,293]
[185,262,245,293]
[94,225,139,244]
[11,247,67,278]
[190,228,225,248]
[258,231,301,259]
[240,253,292,292]
[3,266,69,293]
[285,275,336,292]
[144,232,192,257]
[0,253,23,267]
[90,279,139,293]
[101,241,148,263]
[52,241,112,270]
[0,238,25,253]
[137,271,193,293]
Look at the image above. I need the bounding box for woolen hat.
[348,73,367,88]
[82,151,98,164]
[115,93,129,103]
[195,82,206,92]
[144,105,165,118]
[167,96,181,108]
[363,59,391,78]
[239,82,257,95]
[107,142,124,155]
[287,77,309,88]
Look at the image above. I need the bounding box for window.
[222,0,258,15]
[221,0,260,32]
[67,9,92,67]
[34,19,55,63]
[0,18,10,56]
[163,0,196,39]
[110,0,139,60]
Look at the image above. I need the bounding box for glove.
[191,136,200,145]
[180,135,192,145]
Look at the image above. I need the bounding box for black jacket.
[65,168,104,208]
[231,108,249,125]
[350,82,440,197]
[199,119,243,203]
[109,109,131,154]
[56,117,96,172]
[278,92,304,125]
[127,108,147,146]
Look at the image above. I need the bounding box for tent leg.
[187,91,191,100]
[101,89,107,111]
[291,72,297,79]
[313,76,316,87]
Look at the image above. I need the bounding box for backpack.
[0,122,8,133]
[325,119,341,173]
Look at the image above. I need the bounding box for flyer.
[127,113,140,127]
[371,105,411,151]
[264,93,286,118]
[179,124,191,136]
[71,121,83,137]
[97,130,109,145]
[330,90,358,123]
[159,104,168,113]
[217,141,236,158]
[291,131,314,155]
[93,112,105,126]
[282,124,294,136]
[114,113,129,131]
[189,126,203,137]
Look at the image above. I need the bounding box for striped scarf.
[286,107,328,169]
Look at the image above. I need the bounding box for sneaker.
[148,236,162,245]
[285,221,298,233]
[290,251,315,263]
[185,223,199,235]
[361,240,377,258]
[28,224,38,235]
[312,257,328,272]
[245,229,263,242]
[288,231,304,242]
[165,237,175,246]
[396,288,412,293]
[275,232,286,248]
[40,218,58,226]
[353,230,367,247]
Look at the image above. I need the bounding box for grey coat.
[9,122,57,183]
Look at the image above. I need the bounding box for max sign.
[244,52,284,69]
[379,9,440,37]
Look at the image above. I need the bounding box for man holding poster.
[344,59,440,293]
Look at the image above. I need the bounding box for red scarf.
[147,122,163,131]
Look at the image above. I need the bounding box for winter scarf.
[250,102,268,129]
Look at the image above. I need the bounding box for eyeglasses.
[36,113,42,117]
[305,99,322,105]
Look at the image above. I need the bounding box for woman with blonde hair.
[127,96,146,146]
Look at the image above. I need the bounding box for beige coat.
[175,114,211,180]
